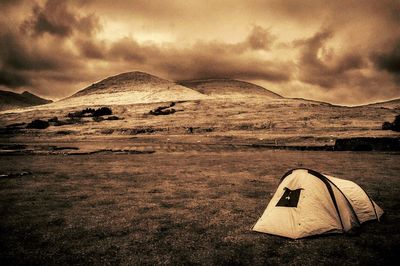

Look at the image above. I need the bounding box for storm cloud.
[100,28,290,82]
[297,29,366,88]
[373,40,400,75]
[0,0,399,104]
[22,0,100,37]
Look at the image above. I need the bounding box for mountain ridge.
[360,98,400,109]
[72,71,171,97]
[0,90,52,111]
[178,79,282,99]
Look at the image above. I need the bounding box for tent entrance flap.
[276,188,302,207]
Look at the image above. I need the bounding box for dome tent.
[252,169,383,239]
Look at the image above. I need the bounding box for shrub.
[26,119,49,129]
[52,118,80,126]
[48,117,58,122]
[6,122,26,128]
[382,115,400,132]
[382,122,393,130]
[126,127,157,134]
[394,115,400,130]
[67,108,96,118]
[150,107,176,115]
[83,108,96,115]
[93,107,112,117]
[67,107,112,118]
[92,116,104,122]
[149,103,178,115]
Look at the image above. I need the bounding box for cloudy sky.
[0,0,399,105]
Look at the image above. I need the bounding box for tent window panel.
[276,188,302,207]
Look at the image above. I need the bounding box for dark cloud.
[288,28,399,104]
[108,38,149,63]
[156,42,292,81]
[0,69,31,88]
[246,25,275,50]
[168,58,291,81]
[297,29,366,88]
[0,32,60,71]
[99,26,291,82]
[372,40,400,75]
[69,24,289,82]
[22,0,100,37]
[0,28,82,73]
[76,38,106,59]
[0,1,96,96]
[0,0,23,7]
[75,14,100,36]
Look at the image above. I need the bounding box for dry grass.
[2,98,399,146]
[0,150,399,265]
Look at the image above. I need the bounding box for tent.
[252,168,383,239]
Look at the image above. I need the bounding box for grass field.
[0,149,399,265]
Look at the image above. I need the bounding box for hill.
[73,71,173,97]
[0,90,52,111]
[57,71,208,107]
[362,98,400,109]
[178,79,282,99]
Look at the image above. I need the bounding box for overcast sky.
[0,0,399,105]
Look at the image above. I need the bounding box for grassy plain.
[0,149,399,265]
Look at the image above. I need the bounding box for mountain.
[178,79,282,99]
[73,71,173,97]
[0,71,398,150]
[0,90,52,111]
[362,98,400,109]
[58,71,208,107]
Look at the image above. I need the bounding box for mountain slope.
[58,71,208,107]
[178,79,282,99]
[72,71,172,97]
[362,98,400,109]
[0,90,52,111]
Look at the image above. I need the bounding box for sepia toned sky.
[0,0,399,105]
